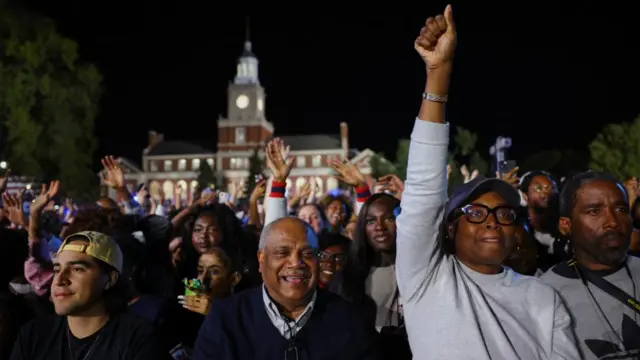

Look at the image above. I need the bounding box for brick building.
[107,40,376,203]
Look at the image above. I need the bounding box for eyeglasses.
[532,184,554,193]
[318,251,346,263]
[456,204,517,225]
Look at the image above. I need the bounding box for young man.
[11,231,169,360]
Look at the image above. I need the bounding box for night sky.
[21,2,640,167]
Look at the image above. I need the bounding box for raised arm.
[263,138,293,226]
[396,5,457,301]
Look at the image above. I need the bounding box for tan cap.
[57,231,123,273]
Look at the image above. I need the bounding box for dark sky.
[22,2,640,167]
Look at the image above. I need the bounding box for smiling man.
[193,217,379,360]
[10,231,168,360]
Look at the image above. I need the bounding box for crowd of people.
[0,5,639,360]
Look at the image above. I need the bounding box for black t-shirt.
[10,313,171,360]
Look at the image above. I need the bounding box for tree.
[394,139,410,181]
[244,149,264,196]
[368,139,410,181]
[447,126,489,193]
[589,116,640,180]
[369,153,397,179]
[196,159,216,194]
[369,127,487,191]
[0,4,102,197]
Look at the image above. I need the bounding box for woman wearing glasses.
[317,232,349,290]
[397,5,580,360]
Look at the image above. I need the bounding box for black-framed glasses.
[318,251,346,264]
[457,204,517,225]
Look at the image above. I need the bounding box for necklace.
[66,326,103,360]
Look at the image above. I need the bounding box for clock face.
[257,98,264,111]
[236,94,249,109]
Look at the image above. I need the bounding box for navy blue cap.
[445,176,521,219]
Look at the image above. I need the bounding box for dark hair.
[558,171,626,218]
[339,193,399,303]
[320,195,353,231]
[519,171,557,194]
[318,231,351,251]
[96,261,128,314]
[63,206,113,235]
[201,247,241,275]
[178,204,258,291]
[39,210,63,237]
[116,234,148,296]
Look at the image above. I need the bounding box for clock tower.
[217,40,274,152]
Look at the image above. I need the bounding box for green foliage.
[368,127,488,194]
[394,139,410,181]
[447,126,488,194]
[0,5,102,197]
[245,149,264,196]
[453,126,477,156]
[369,139,409,181]
[589,116,640,180]
[369,153,397,179]
[196,159,216,194]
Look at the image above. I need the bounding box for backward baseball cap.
[57,231,123,273]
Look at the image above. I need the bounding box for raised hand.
[299,182,312,199]
[100,156,125,189]
[470,169,480,182]
[250,179,266,204]
[0,169,10,191]
[496,167,520,189]
[1,192,26,226]
[194,191,217,208]
[415,5,456,70]
[329,159,365,187]
[377,174,405,200]
[31,181,60,215]
[266,138,293,182]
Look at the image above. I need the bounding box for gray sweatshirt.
[396,119,580,360]
[541,256,640,359]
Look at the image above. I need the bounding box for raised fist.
[415,5,456,70]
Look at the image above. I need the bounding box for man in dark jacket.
[193,217,379,360]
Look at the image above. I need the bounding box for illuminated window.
[296,156,306,168]
[178,159,187,171]
[235,128,246,144]
[163,160,172,171]
[312,155,322,167]
[192,159,200,170]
